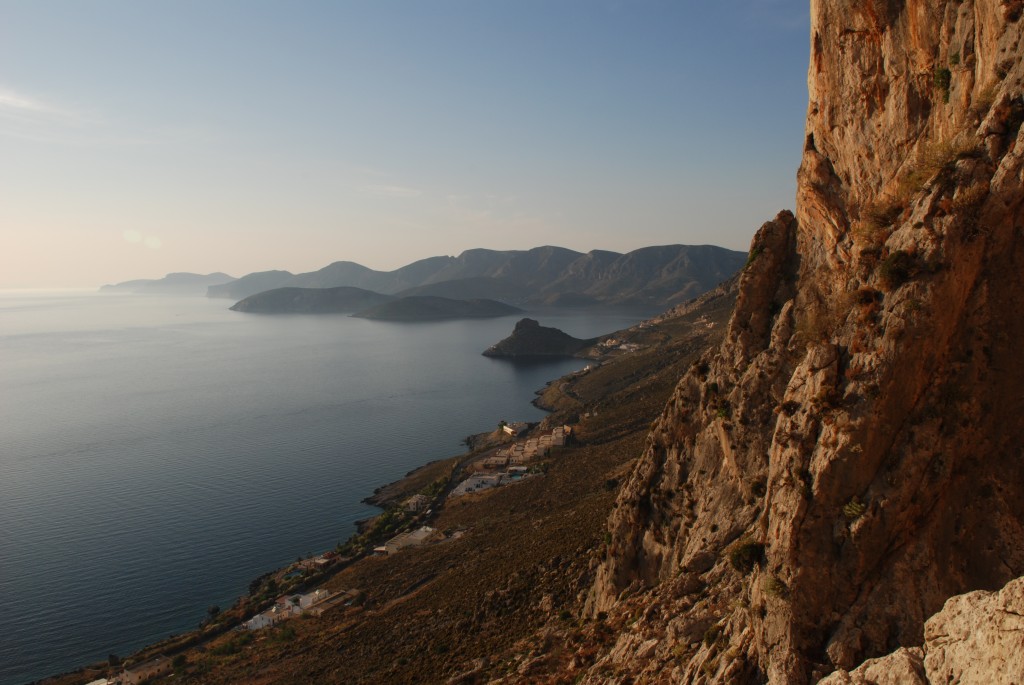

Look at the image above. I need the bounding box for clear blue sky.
[0,0,810,288]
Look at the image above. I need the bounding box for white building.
[382,526,438,554]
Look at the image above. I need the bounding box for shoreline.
[31,319,645,685]
[33,419,555,685]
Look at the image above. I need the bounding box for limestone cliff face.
[587,1,1024,683]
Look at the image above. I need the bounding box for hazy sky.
[1,0,810,289]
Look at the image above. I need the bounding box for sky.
[0,0,811,289]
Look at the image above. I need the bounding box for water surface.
[0,292,642,685]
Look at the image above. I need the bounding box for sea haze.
[0,292,643,685]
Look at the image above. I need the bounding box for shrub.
[780,400,801,416]
[862,198,904,228]
[934,67,952,102]
[764,575,789,599]
[728,540,764,574]
[843,496,867,520]
[878,250,917,290]
[703,624,723,647]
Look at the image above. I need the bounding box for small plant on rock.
[843,495,867,521]
[728,540,764,574]
[878,250,917,290]
[934,66,952,102]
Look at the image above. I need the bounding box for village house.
[480,452,508,470]
[122,655,172,684]
[376,526,439,555]
[244,604,287,630]
[502,421,529,437]
[449,474,505,497]
[403,493,430,512]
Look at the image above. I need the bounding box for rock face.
[482,318,596,359]
[820,576,1024,685]
[586,1,1024,683]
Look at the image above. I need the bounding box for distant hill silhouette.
[209,244,746,309]
[351,296,523,321]
[101,272,235,296]
[229,286,394,313]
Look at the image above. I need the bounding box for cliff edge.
[586,1,1024,683]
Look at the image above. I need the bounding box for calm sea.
[0,292,642,685]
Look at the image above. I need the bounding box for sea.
[0,291,644,685]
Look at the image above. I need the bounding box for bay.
[0,292,642,685]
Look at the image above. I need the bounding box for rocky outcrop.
[586,1,1024,683]
[821,575,1024,684]
[482,318,596,359]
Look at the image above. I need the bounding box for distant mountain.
[396,277,534,302]
[351,296,523,321]
[482,318,596,359]
[229,287,394,313]
[215,244,747,309]
[207,270,293,300]
[101,272,235,296]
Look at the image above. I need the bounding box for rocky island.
[482,318,596,359]
[229,286,394,313]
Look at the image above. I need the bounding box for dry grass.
[895,134,981,199]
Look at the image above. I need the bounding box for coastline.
[29,312,659,685]
[33,416,552,685]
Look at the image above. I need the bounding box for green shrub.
[728,540,764,574]
[703,624,723,646]
[764,575,788,599]
[934,67,952,102]
[878,250,917,290]
[843,496,867,520]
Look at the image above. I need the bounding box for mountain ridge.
[207,244,747,309]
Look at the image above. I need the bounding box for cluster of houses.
[91,422,576,684]
[449,425,573,499]
[482,425,572,469]
[243,587,356,631]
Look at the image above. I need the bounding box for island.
[351,296,523,321]
[229,286,394,313]
[482,318,596,359]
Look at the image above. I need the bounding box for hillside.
[59,1,1024,683]
[39,266,736,685]
[228,287,394,314]
[207,244,746,309]
[350,296,523,321]
[579,1,1024,683]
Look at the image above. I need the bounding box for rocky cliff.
[587,1,1024,683]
